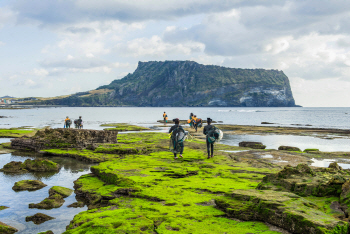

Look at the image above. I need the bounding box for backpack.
[66,119,71,125]
[172,126,186,144]
[207,126,220,143]
[170,126,186,153]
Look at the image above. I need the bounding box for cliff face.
[41,61,296,107]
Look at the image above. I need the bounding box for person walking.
[169,118,184,159]
[203,118,214,159]
[192,115,198,132]
[189,113,194,128]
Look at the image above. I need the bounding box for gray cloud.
[40,56,110,69]
[12,0,283,25]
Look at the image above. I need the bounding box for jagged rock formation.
[35,61,297,107]
[11,128,118,151]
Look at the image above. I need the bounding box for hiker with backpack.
[169,118,185,159]
[203,118,220,159]
[192,115,198,132]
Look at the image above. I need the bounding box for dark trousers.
[173,141,184,157]
[206,138,214,156]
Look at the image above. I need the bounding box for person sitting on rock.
[203,118,214,159]
[169,118,185,159]
[64,116,71,128]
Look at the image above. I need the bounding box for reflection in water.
[221,134,350,152]
[0,152,95,234]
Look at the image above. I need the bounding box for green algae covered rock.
[0,159,59,173]
[25,213,55,224]
[239,141,266,149]
[0,221,18,234]
[12,180,47,191]
[258,163,350,197]
[0,161,28,173]
[278,145,301,151]
[102,123,150,132]
[23,159,59,172]
[29,194,65,209]
[38,231,54,234]
[215,189,349,234]
[0,206,9,211]
[49,186,73,198]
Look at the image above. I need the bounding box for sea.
[1,107,350,233]
[1,106,350,152]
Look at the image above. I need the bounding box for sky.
[1,1,350,107]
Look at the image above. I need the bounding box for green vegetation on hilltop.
[30,60,296,107]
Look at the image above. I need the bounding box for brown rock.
[278,146,301,151]
[12,180,47,191]
[11,128,118,151]
[0,161,27,173]
[25,213,55,224]
[329,162,342,170]
[239,141,266,149]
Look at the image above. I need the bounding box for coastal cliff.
[37,61,297,107]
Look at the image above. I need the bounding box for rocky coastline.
[1,124,350,233]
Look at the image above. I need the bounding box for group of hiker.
[188,112,202,132]
[168,114,221,159]
[64,116,83,129]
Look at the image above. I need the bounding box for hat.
[207,118,212,122]
[66,116,69,118]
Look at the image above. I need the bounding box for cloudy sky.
[1,0,350,107]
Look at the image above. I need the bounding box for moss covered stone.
[12,180,47,191]
[49,186,73,198]
[215,189,348,234]
[278,145,301,151]
[0,128,36,138]
[257,163,350,197]
[25,213,55,224]
[0,161,27,173]
[0,206,9,211]
[0,221,18,234]
[102,123,150,131]
[24,159,59,172]
[38,231,54,234]
[29,194,65,209]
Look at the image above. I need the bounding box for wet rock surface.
[0,159,59,173]
[0,206,9,210]
[67,201,85,208]
[38,231,54,234]
[0,221,18,234]
[11,128,118,151]
[258,163,350,197]
[239,141,266,149]
[29,194,65,209]
[278,145,301,151]
[29,186,72,209]
[49,186,73,198]
[215,189,348,234]
[25,213,55,224]
[12,180,47,191]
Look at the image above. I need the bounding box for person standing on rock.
[77,116,83,129]
[189,113,194,128]
[169,118,185,159]
[64,116,71,128]
[163,112,168,123]
[203,118,214,159]
[192,115,198,132]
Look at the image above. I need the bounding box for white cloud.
[115,35,205,57]
[0,41,5,46]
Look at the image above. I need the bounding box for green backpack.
[207,126,220,143]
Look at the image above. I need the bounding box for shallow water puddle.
[0,152,95,234]
[311,158,350,169]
